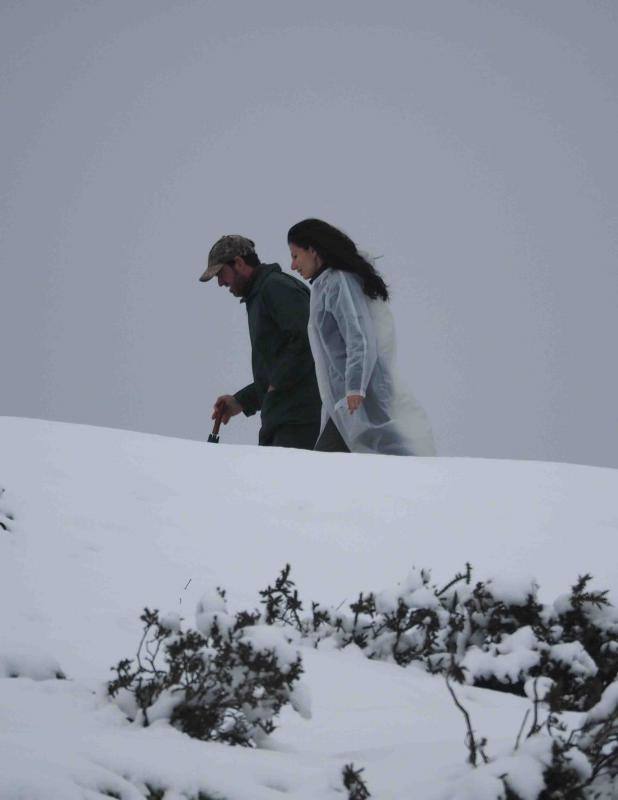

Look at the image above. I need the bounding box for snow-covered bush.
[108,562,615,757]
[445,678,618,799]
[108,589,304,747]
[447,573,617,711]
[260,564,618,712]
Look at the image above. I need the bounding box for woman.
[288,218,436,456]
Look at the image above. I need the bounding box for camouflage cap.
[199,234,256,282]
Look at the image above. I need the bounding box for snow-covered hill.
[1,417,616,799]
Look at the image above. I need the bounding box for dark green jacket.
[233,264,321,440]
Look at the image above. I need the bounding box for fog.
[2,1,617,467]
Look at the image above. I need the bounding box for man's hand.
[347,394,364,414]
[213,394,243,425]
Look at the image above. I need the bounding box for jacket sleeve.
[234,383,261,416]
[262,277,313,391]
[328,273,377,397]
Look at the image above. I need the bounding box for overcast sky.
[2,0,617,468]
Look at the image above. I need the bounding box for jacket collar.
[240,263,281,303]
[310,265,331,286]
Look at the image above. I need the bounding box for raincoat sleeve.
[234,383,260,416]
[262,278,313,391]
[328,273,378,398]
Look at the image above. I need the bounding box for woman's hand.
[347,394,364,414]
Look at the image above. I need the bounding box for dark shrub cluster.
[262,564,617,712]
[108,601,303,747]
[449,676,618,799]
[342,763,372,799]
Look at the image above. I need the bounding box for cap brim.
[199,262,224,283]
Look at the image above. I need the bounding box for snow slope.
[1,417,616,799]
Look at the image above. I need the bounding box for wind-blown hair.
[287,218,389,301]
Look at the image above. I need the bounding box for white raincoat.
[308,268,436,456]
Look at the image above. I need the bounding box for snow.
[487,737,552,800]
[408,586,441,609]
[240,624,302,671]
[442,736,554,800]
[524,677,555,702]
[158,611,182,633]
[549,641,599,677]
[585,680,618,724]
[565,748,594,782]
[0,648,66,680]
[289,680,312,721]
[461,642,541,685]
[195,585,234,636]
[1,416,617,799]
[484,575,539,606]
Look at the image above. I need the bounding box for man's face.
[217,260,252,297]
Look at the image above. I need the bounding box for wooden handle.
[212,416,222,436]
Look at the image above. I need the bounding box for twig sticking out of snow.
[446,676,488,767]
[342,763,371,799]
[0,486,15,532]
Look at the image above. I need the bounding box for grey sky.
[1,0,617,467]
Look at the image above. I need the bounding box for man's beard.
[230,271,253,298]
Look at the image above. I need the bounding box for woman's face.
[289,243,322,280]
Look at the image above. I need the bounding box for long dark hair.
[287,218,389,301]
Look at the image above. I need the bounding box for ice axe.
[208,413,222,444]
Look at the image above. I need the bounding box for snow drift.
[1,416,616,799]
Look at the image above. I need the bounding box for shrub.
[446,678,618,799]
[259,564,617,712]
[108,596,303,747]
[342,763,371,799]
[109,562,616,754]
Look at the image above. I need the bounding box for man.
[200,235,322,449]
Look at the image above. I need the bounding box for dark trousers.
[259,422,321,450]
[314,418,350,453]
